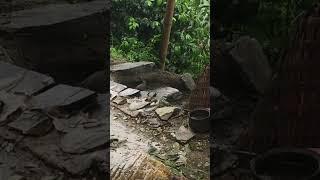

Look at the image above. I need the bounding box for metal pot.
[251,148,320,180]
[189,108,210,133]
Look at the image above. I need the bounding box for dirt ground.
[110,96,210,179]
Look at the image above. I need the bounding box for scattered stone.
[0,0,109,30]
[110,81,127,92]
[31,84,96,110]
[152,87,182,101]
[0,62,55,96]
[28,143,106,175]
[8,110,52,136]
[181,73,196,91]
[110,91,117,101]
[118,88,139,97]
[8,175,25,180]
[0,92,25,125]
[116,106,140,117]
[176,154,187,166]
[129,100,150,111]
[175,126,195,143]
[60,126,108,154]
[144,106,157,112]
[147,118,165,128]
[230,36,272,93]
[113,96,127,105]
[139,91,149,99]
[155,107,179,121]
[148,92,156,98]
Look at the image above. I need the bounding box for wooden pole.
[159,0,175,71]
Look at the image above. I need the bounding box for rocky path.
[110,61,210,179]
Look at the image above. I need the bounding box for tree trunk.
[159,0,175,71]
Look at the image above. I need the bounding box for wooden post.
[159,0,175,71]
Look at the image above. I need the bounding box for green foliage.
[111,0,210,76]
[216,0,316,66]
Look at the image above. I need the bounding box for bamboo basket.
[241,4,320,152]
[188,65,210,111]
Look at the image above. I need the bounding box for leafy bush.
[111,0,210,76]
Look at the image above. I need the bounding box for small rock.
[110,81,127,92]
[181,73,196,91]
[175,126,195,143]
[172,142,180,151]
[123,116,128,120]
[113,96,127,105]
[8,175,25,180]
[148,118,163,128]
[176,155,187,166]
[204,162,210,167]
[140,91,149,98]
[118,88,140,97]
[129,100,150,111]
[210,86,222,98]
[155,107,179,121]
[148,92,156,98]
[152,87,182,101]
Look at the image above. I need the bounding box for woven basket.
[241,4,320,152]
[188,65,210,111]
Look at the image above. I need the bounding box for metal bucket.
[251,148,320,180]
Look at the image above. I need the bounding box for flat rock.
[129,100,150,111]
[155,107,179,121]
[181,73,196,91]
[152,87,182,101]
[147,118,166,128]
[139,91,149,99]
[110,61,154,73]
[8,175,25,180]
[118,88,139,97]
[116,106,140,117]
[31,84,96,110]
[60,126,108,154]
[29,143,106,175]
[52,114,86,133]
[110,81,127,92]
[110,90,117,100]
[230,36,272,93]
[8,110,52,136]
[110,62,155,86]
[112,96,126,105]
[0,92,25,125]
[0,62,55,96]
[0,0,110,30]
[175,126,195,143]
